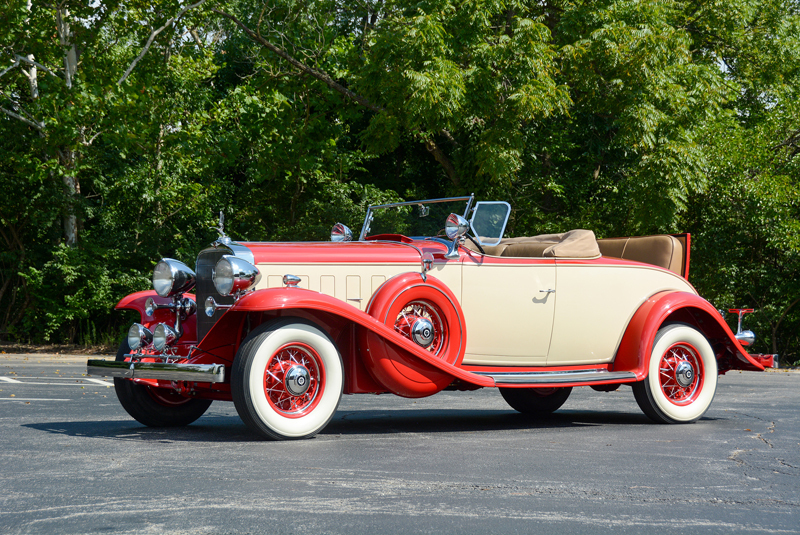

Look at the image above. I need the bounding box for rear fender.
[612,291,766,379]
[198,282,490,394]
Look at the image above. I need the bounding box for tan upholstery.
[465,230,685,274]
[597,235,684,275]
[465,229,601,259]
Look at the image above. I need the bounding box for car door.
[459,256,556,366]
[546,260,695,366]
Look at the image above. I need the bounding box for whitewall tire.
[232,318,343,440]
[633,324,717,424]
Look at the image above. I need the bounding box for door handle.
[539,289,556,294]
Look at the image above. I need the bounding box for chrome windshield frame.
[358,195,474,241]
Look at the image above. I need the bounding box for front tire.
[113,338,212,427]
[231,318,344,440]
[500,387,572,415]
[633,324,718,424]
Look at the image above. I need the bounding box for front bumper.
[87,359,226,383]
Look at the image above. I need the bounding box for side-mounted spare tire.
[360,273,466,398]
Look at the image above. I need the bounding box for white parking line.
[0,377,22,383]
[0,377,112,386]
[83,378,113,386]
[0,398,71,401]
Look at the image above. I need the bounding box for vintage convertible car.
[87,195,775,439]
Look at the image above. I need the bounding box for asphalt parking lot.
[0,354,798,534]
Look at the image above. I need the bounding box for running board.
[474,369,637,385]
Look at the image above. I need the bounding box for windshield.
[358,196,511,247]
[359,197,473,240]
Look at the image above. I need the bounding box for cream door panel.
[461,262,556,365]
[547,264,696,366]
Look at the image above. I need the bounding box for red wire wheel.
[393,300,447,357]
[633,324,718,424]
[145,385,197,407]
[232,318,344,440]
[263,342,324,418]
[112,332,212,427]
[657,342,704,406]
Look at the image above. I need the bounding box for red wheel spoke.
[658,342,704,406]
[394,300,447,357]
[263,342,325,417]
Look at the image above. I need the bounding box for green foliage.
[0,0,798,363]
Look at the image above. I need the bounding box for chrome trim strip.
[86,359,226,383]
[474,369,637,385]
[366,196,473,212]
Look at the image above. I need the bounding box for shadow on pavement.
[22,407,655,442]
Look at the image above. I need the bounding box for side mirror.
[331,223,353,242]
[445,213,469,240]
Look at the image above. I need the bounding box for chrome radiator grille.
[195,246,235,342]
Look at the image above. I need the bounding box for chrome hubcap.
[411,317,435,348]
[394,300,446,357]
[284,365,311,396]
[675,361,695,388]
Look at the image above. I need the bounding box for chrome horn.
[729,308,756,347]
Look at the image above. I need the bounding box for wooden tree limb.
[425,138,460,186]
[0,105,44,130]
[15,54,58,78]
[117,0,210,85]
[770,128,800,152]
[212,8,384,114]
[213,7,461,186]
[0,57,20,79]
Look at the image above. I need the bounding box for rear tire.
[231,318,343,440]
[633,324,717,424]
[500,387,572,415]
[113,337,212,427]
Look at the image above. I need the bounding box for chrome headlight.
[153,258,196,298]
[127,323,153,351]
[213,255,261,296]
[153,323,177,352]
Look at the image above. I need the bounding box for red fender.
[201,283,489,393]
[612,291,766,379]
[115,290,197,344]
[359,273,467,398]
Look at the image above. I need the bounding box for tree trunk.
[57,7,80,245]
[60,149,79,246]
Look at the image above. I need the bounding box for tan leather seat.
[597,235,684,275]
[465,230,601,258]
